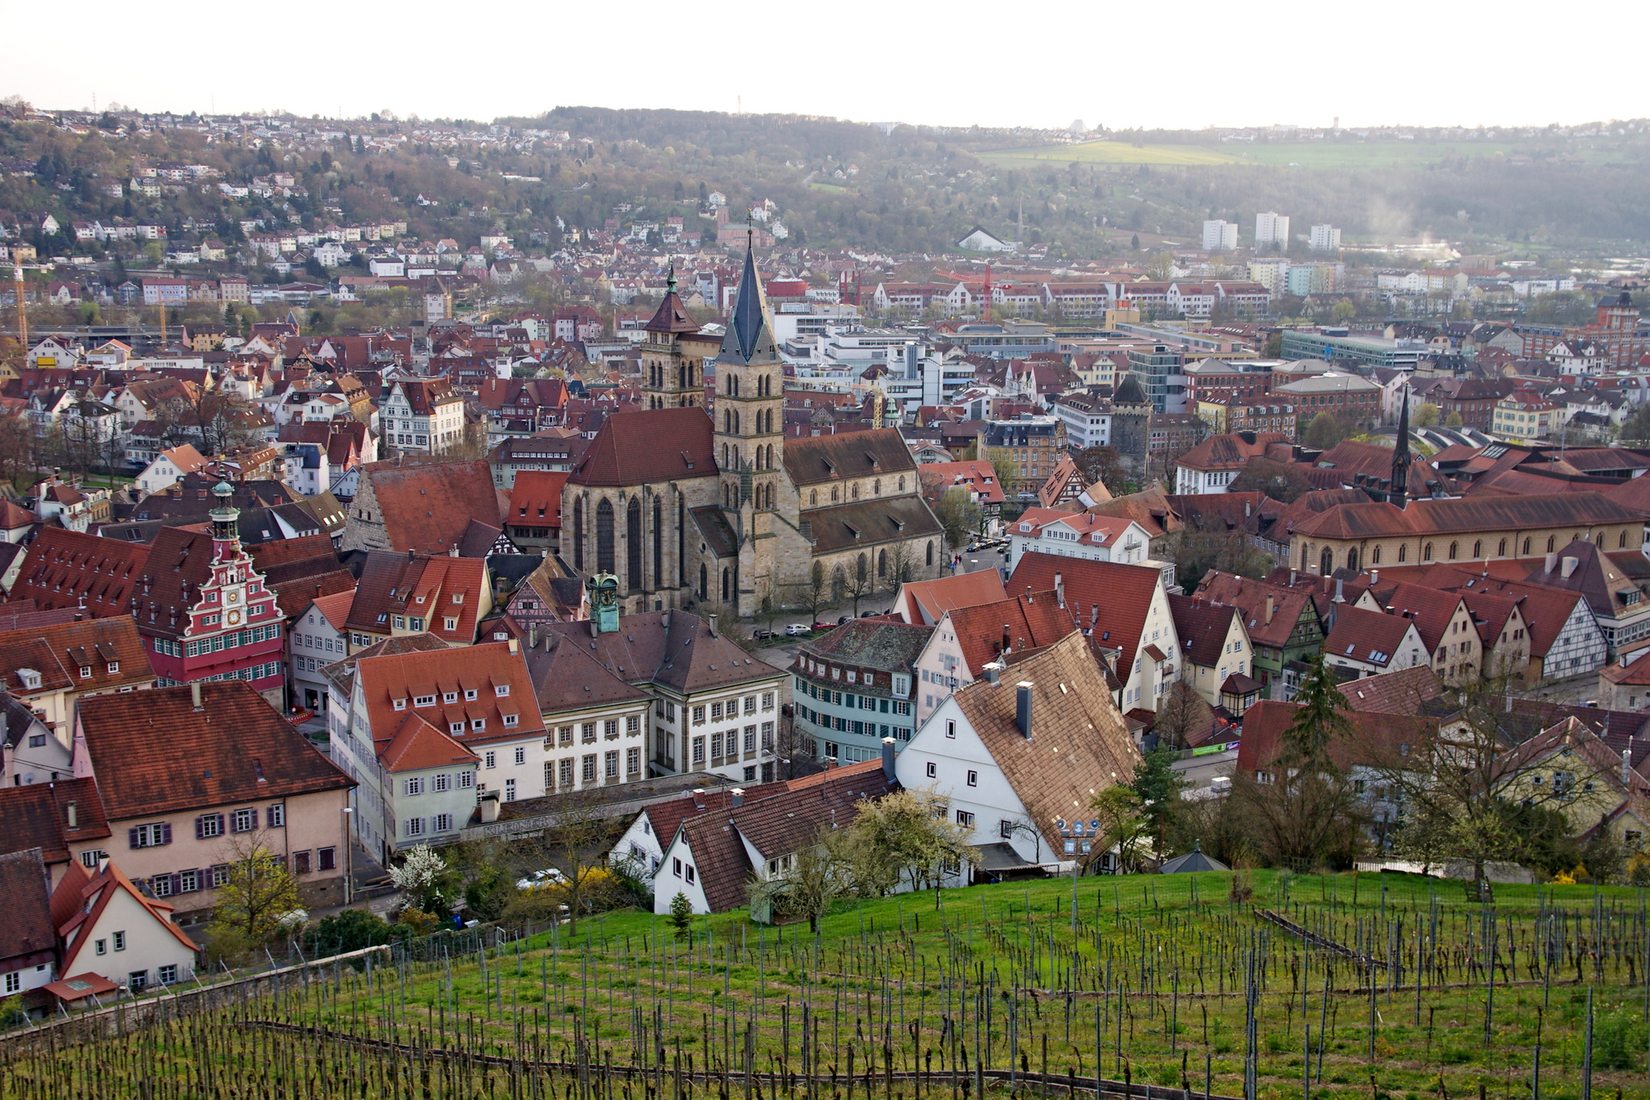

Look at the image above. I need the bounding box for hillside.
[6,870,1647,1098]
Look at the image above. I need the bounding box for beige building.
[71,682,354,916]
[1290,493,1642,578]
[1168,594,1255,707]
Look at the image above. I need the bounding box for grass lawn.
[10,870,1650,1098]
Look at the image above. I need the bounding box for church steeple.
[713,239,785,521]
[641,262,705,410]
[719,240,781,367]
[1390,382,1411,510]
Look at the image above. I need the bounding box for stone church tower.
[714,243,788,617]
[641,268,708,410]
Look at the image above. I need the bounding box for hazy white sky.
[7,0,1644,131]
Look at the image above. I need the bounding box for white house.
[52,859,199,994]
[133,444,209,495]
[381,378,465,455]
[1006,508,1152,572]
[894,632,1140,876]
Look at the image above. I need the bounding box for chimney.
[1264,594,1275,626]
[1054,573,1065,610]
[1089,603,1099,631]
[1333,578,1345,604]
[730,787,745,808]
[1561,556,1579,579]
[1624,739,1634,787]
[1015,681,1033,739]
[660,609,671,631]
[984,662,1001,684]
[507,636,519,655]
[1001,623,1011,654]
[65,800,78,829]
[1289,569,1297,587]
[707,613,718,637]
[191,681,203,710]
[881,736,896,782]
[1544,552,1557,575]
[1370,569,1380,585]
[1024,586,1033,604]
[528,623,538,650]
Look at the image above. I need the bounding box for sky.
[7,1,1645,132]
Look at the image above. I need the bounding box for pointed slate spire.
[645,263,698,335]
[1390,381,1411,510]
[718,239,780,366]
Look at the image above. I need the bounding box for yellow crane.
[10,264,24,350]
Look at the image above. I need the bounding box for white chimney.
[1561,556,1579,579]
[191,681,203,710]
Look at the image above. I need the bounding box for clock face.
[225,587,242,605]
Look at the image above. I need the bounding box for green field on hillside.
[8,870,1650,1099]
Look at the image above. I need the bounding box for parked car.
[752,629,779,641]
[837,615,849,625]
[784,623,811,637]
[515,867,568,891]
[812,621,835,632]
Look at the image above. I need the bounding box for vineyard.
[6,870,1650,1099]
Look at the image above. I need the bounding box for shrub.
[303,908,393,957]
[669,892,694,941]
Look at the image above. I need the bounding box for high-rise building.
[1253,212,1290,250]
[1309,224,1343,253]
[1201,220,1238,252]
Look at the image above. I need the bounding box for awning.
[43,973,120,1003]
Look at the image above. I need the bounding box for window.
[158,964,178,985]
[405,777,424,796]
[129,822,172,848]
[711,702,724,721]
[582,722,597,744]
[405,817,425,837]
[925,761,937,778]
[691,737,705,764]
[685,865,696,884]
[318,847,336,871]
[80,850,106,869]
[458,771,475,789]
[471,718,486,732]
[196,813,224,839]
[966,769,978,787]
[434,813,454,832]
[582,755,596,783]
[691,706,705,725]
[484,751,496,769]
[413,694,435,708]
[464,689,477,701]
[442,691,458,704]
[743,726,756,753]
[605,751,619,778]
[128,972,147,993]
[293,850,312,875]
[231,808,257,833]
[945,720,956,739]
[627,747,641,776]
[743,696,756,715]
[513,746,526,765]
[955,810,974,827]
[604,719,619,739]
[95,938,107,956]
[433,773,449,793]
[3,972,20,994]
[495,683,510,698]
[558,759,574,789]
[504,779,516,802]
[113,931,127,952]
[673,857,682,878]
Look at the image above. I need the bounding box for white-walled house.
[1006,508,1153,572]
[133,444,209,495]
[52,859,199,994]
[0,848,56,1000]
[894,632,1140,876]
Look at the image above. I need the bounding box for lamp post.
[1053,816,1100,936]
[341,806,354,907]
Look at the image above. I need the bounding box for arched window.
[831,487,839,503]
[1622,531,1631,549]
[676,489,687,586]
[652,496,663,589]
[1398,544,1408,563]
[810,490,818,507]
[1522,537,1531,555]
[1300,544,1310,572]
[1423,542,1434,561]
[1346,548,1358,572]
[596,498,615,574]
[1472,540,1481,559]
[899,476,906,491]
[573,496,586,570]
[1498,538,1507,557]
[721,567,731,603]
[878,549,887,578]
[874,479,881,496]
[626,496,643,591]
[698,563,707,600]
[926,541,935,567]
[1320,547,1333,575]
[1546,535,1555,553]
[1371,546,1382,565]
[1448,541,1458,561]
[851,483,860,500]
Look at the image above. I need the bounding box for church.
[561,244,946,618]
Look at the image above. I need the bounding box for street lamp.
[1053,816,1100,935]
[341,806,354,907]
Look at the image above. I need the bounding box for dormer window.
[495,684,509,698]
[442,691,457,704]
[80,666,92,679]
[465,688,477,701]
[393,698,407,711]
[413,694,436,708]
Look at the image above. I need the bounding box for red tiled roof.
[356,458,503,556]
[1167,594,1240,668]
[946,592,1078,676]
[346,552,487,644]
[1291,492,1638,542]
[56,859,197,974]
[508,471,568,530]
[76,683,352,820]
[0,776,109,867]
[1008,553,1162,671]
[569,407,716,488]
[378,711,478,772]
[1323,604,1418,667]
[10,528,150,615]
[0,615,154,699]
[897,569,1008,625]
[355,641,546,752]
[1236,699,1435,777]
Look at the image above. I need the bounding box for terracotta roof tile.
[946,592,1077,675]
[10,528,150,614]
[356,458,503,556]
[508,471,568,530]
[378,711,479,772]
[569,408,716,488]
[0,777,110,867]
[0,847,53,964]
[355,641,546,751]
[0,615,154,698]
[1008,553,1162,670]
[898,569,1009,625]
[1291,492,1638,542]
[346,552,487,644]
[76,683,352,819]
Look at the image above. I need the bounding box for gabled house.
[895,632,1140,876]
[1365,582,1482,685]
[341,457,506,557]
[1,695,69,786]
[523,628,652,795]
[1497,717,1650,851]
[893,569,1008,627]
[1321,604,1429,680]
[0,776,111,885]
[289,590,354,712]
[791,620,934,764]
[1167,594,1255,709]
[1006,508,1153,572]
[343,551,492,649]
[51,858,199,996]
[653,757,898,914]
[1193,573,1325,701]
[0,847,55,1002]
[0,615,153,746]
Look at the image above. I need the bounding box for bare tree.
[845,552,873,615]
[505,787,624,934]
[806,561,827,624]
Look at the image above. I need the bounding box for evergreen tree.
[1284,654,1350,767]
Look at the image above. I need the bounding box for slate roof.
[523,631,651,715]
[718,243,781,366]
[10,527,150,615]
[950,632,1140,856]
[784,428,920,488]
[0,848,53,964]
[568,407,716,488]
[0,776,109,867]
[75,683,352,819]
